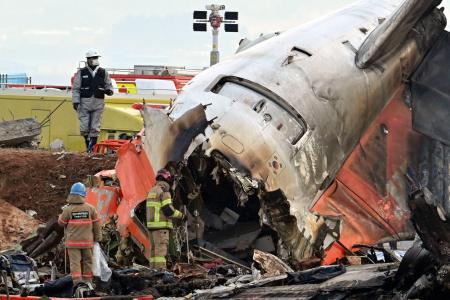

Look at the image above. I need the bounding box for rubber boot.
[88,137,98,153]
[83,136,90,151]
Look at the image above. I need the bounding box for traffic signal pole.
[211,28,220,66]
[193,4,239,67]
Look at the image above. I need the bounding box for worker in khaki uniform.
[58,182,102,284]
[72,50,114,152]
[146,169,183,269]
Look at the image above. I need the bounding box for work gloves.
[99,86,114,96]
[73,103,79,111]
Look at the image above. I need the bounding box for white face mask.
[89,58,99,67]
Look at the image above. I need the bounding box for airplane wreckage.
[4,0,450,298]
[143,0,450,263]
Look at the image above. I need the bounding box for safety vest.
[80,67,106,99]
[146,183,182,230]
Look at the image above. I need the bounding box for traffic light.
[224,11,238,20]
[224,24,238,32]
[193,23,207,32]
[192,5,239,66]
[193,10,207,20]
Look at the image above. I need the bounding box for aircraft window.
[214,81,261,108]
[212,77,306,145]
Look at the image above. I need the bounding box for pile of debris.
[0,118,41,148]
[0,182,447,299]
[1,145,449,299]
[0,242,370,299]
[0,142,449,299]
[0,199,41,251]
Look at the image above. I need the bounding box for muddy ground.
[0,149,116,222]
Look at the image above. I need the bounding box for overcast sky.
[0,0,449,85]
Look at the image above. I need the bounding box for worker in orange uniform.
[58,182,102,284]
[146,169,183,269]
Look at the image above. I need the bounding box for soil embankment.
[0,149,116,222]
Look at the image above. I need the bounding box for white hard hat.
[85,50,101,58]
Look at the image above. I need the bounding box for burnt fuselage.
[144,0,446,260]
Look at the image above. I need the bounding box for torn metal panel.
[86,138,156,260]
[141,104,208,172]
[86,186,119,225]
[104,139,155,236]
[115,140,155,209]
[411,31,450,145]
[311,90,418,264]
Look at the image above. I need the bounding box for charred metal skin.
[142,0,447,261]
[356,0,443,68]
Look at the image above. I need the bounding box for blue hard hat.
[70,182,86,197]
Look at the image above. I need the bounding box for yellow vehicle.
[0,87,171,151]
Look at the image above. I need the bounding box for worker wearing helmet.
[146,169,184,269]
[58,182,102,284]
[72,50,114,152]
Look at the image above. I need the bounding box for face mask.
[89,58,99,67]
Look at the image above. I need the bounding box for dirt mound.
[0,149,116,222]
[0,199,41,251]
